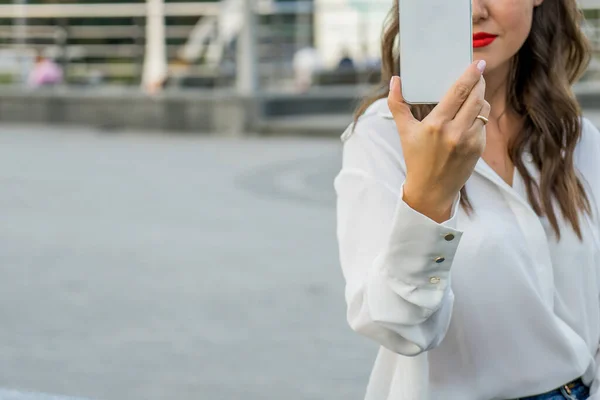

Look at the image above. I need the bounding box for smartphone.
[399,0,473,104]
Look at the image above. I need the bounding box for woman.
[334,0,600,399]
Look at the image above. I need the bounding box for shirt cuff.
[380,185,463,311]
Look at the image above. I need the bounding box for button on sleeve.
[379,184,463,311]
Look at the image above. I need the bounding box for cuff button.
[444,233,455,241]
[429,277,441,284]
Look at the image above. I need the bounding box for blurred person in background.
[335,0,600,399]
[337,49,356,71]
[28,53,63,88]
[293,46,322,92]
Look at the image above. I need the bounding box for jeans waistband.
[513,378,587,400]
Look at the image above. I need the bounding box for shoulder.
[341,97,395,142]
[339,98,406,176]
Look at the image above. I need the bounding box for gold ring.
[476,115,489,125]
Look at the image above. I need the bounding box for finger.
[387,76,418,133]
[471,100,491,128]
[430,60,486,122]
[453,76,486,128]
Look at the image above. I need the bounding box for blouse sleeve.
[334,121,464,356]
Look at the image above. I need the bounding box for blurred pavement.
[0,125,374,400]
[2,112,600,400]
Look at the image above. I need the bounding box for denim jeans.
[516,379,589,400]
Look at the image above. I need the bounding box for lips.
[473,32,497,48]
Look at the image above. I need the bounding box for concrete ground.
[2,111,600,400]
[0,125,374,400]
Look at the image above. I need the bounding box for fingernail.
[476,60,486,73]
[389,76,398,91]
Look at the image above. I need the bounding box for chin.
[488,59,511,76]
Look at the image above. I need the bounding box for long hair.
[354,0,592,239]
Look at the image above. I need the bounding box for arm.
[334,130,463,356]
[337,63,486,356]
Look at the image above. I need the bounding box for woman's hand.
[388,60,490,223]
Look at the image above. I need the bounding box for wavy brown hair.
[354,0,592,239]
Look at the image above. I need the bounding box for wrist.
[402,182,457,223]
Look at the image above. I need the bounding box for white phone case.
[399,0,473,104]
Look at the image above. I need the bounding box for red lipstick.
[473,32,497,48]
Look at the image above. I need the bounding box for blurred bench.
[313,69,382,86]
[165,72,235,89]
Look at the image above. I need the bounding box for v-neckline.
[474,153,539,214]
[475,158,516,190]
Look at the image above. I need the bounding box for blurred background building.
[0,0,394,91]
[1,0,600,134]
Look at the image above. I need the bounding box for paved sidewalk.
[1,113,599,400]
[0,125,372,400]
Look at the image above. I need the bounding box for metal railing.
[0,2,219,18]
[2,0,600,91]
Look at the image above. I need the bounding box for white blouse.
[334,98,600,400]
